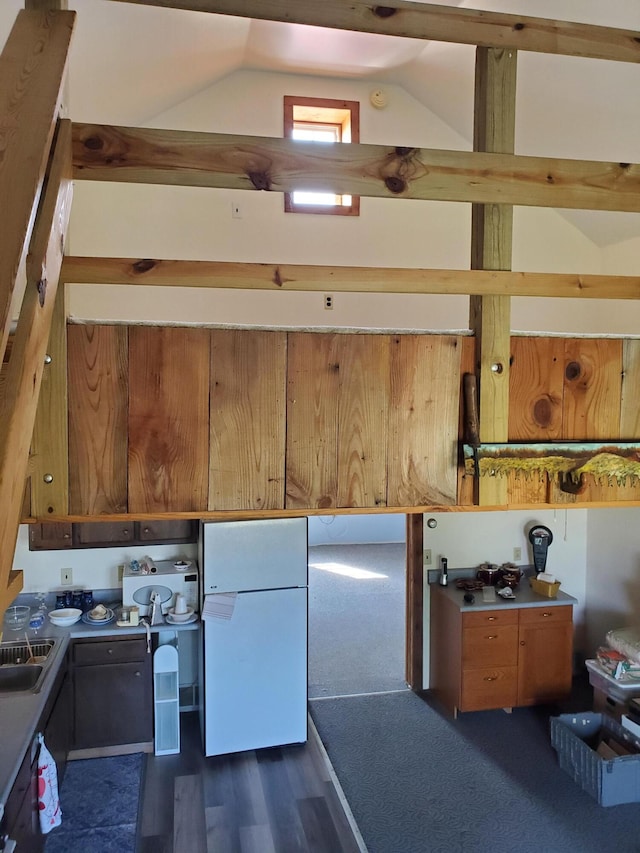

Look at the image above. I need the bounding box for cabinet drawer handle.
[486,635,498,640]
[484,676,497,681]
[107,648,113,655]
[487,616,496,621]
[135,671,141,677]
[542,612,552,617]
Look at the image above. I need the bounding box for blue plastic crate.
[551,712,640,806]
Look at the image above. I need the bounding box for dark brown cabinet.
[3,738,41,853]
[29,518,197,551]
[71,637,152,753]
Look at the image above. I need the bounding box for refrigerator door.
[200,517,308,593]
[203,587,307,756]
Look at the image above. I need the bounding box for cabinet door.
[28,522,73,550]
[136,519,196,543]
[517,609,573,706]
[74,521,135,547]
[74,661,152,749]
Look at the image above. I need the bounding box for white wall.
[422,508,588,685]
[586,508,640,657]
[66,69,629,335]
[13,525,197,593]
[308,514,405,546]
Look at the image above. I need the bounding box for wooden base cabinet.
[71,637,152,754]
[430,585,573,717]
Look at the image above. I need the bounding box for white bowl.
[49,607,82,627]
[167,606,194,622]
[173,561,192,571]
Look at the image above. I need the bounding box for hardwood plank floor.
[137,712,364,853]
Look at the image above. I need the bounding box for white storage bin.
[153,644,180,755]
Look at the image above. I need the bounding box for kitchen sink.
[0,664,44,693]
[0,639,56,694]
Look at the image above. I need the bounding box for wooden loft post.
[0,9,74,367]
[0,119,73,613]
[30,283,69,519]
[469,47,517,506]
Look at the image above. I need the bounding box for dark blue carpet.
[310,691,640,853]
[44,753,143,853]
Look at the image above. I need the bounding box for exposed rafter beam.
[110,0,640,64]
[72,123,640,213]
[0,9,75,368]
[61,256,640,300]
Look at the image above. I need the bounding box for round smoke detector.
[370,88,388,109]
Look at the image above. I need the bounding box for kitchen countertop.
[432,581,577,612]
[0,615,200,813]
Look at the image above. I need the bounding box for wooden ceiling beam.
[0,119,73,609]
[0,9,75,368]
[61,256,640,301]
[71,123,640,213]
[110,0,640,64]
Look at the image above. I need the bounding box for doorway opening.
[307,513,421,700]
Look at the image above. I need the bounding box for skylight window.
[284,96,360,216]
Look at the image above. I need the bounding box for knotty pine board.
[387,335,461,507]
[128,326,209,513]
[336,334,390,508]
[562,338,622,441]
[209,329,286,511]
[286,333,340,509]
[68,324,128,514]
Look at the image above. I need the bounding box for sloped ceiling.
[2,0,639,246]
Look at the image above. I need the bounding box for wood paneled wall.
[65,325,464,516]
[58,326,640,519]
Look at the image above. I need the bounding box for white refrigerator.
[198,517,308,757]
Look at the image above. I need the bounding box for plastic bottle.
[439,556,448,586]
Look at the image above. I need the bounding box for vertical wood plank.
[336,334,390,508]
[286,333,340,510]
[469,46,517,506]
[549,338,624,503]
[68,325,128,514]
[507,336,564,503]
[174,775,207,853]
[509,337,564,441]
[30,285,68,516]
[128,326,209,513]
[562,338,622,440]
[209,330,286,511]
[387,335,461,507]
[621,339,640,438]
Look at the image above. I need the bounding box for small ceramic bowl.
[167,606,194,622]
[48,607,82,627]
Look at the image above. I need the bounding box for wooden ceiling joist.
[0,8,75,368]
[71,123,640,214]
[61,256,640,301]
[111,0,640,64]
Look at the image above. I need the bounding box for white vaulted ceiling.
[1,0,639,246]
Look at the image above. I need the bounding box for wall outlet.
[324,294,334,310]
[61,567,73,585]
[513,547,522,562]
[423,548,432,566]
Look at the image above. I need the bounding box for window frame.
[283,95,360,217]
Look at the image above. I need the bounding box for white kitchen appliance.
[122,559,199,616]
[199,518,308,757]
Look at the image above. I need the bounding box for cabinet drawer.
[461,666,518,712]
[462,608,518,628]
[462,625,518,668]
[73,638,147,665]
[519,605,572,626]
